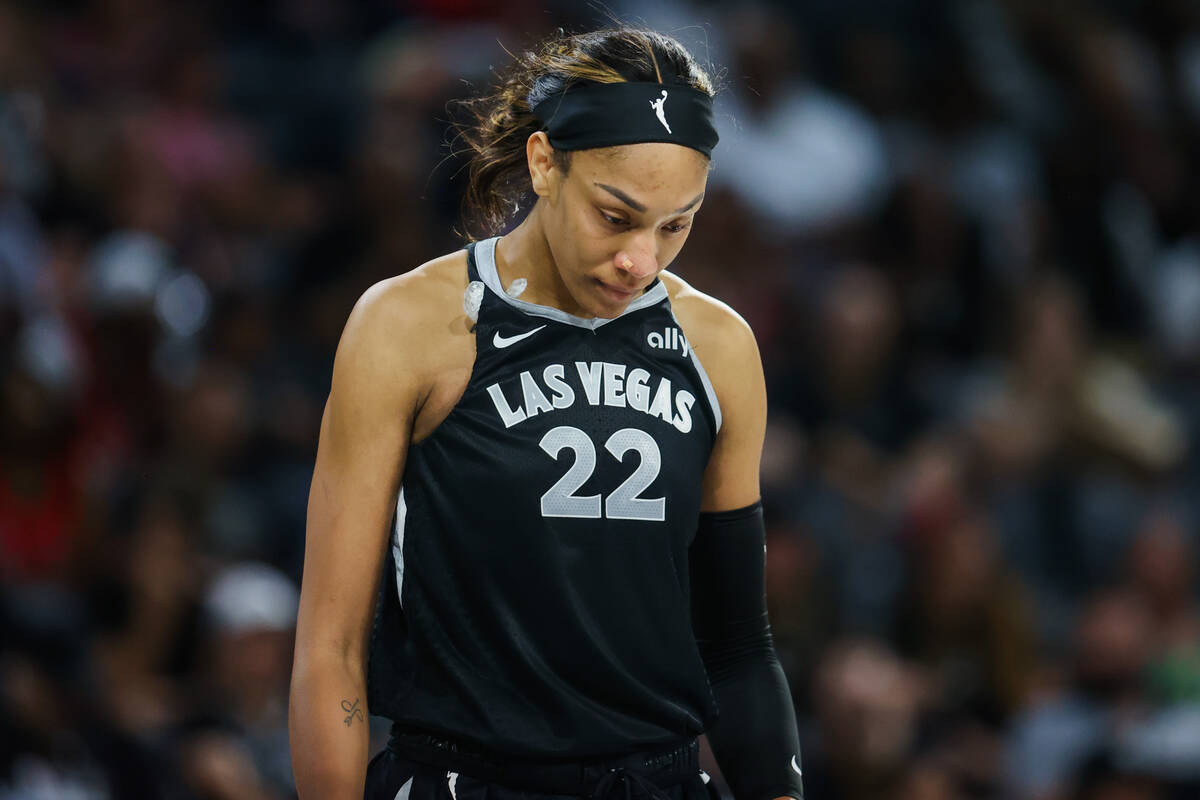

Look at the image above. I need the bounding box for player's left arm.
[688,299,804,800]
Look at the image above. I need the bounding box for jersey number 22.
[538,426,665,522]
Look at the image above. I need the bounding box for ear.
[527,131,560,201]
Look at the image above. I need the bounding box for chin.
[590,294,634,319]
[578,296,623,319]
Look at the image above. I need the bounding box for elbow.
[293,611,371,673]
[697,621,777,684]
[291,641,368,694]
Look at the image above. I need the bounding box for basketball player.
[289,26,806,800]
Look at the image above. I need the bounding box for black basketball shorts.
[364,733,721,800]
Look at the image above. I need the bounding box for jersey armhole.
[668,308,722,434]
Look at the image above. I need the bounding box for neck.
[494,205,590,318]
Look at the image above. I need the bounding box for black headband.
[530,81,719,158]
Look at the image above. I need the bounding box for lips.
[594,278,640,303]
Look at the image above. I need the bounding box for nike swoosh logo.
[493,325,546,349]
[791,755,803,776]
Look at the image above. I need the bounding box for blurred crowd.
[2,0,1200,798]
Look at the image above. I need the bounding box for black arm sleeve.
[690,501,804,800]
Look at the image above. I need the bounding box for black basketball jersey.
[368,236,722,759]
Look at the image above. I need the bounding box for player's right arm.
[289,276,425,799]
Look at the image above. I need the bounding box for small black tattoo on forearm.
[341,698,364,726]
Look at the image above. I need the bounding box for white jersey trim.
[668,307,722,434]
[392,486,407,606]
[474,236,669,331]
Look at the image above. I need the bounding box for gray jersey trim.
[475,236,669,330]
[392,487,407,607]
[668,307,723,434]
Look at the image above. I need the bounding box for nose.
[614,246,658,281]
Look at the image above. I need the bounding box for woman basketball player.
[289,26,805,800]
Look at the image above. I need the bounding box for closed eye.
[600,210,691,235]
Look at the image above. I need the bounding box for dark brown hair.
[450,26,717,242]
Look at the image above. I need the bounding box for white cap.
[87,231,170,311]
[205,562,299,634]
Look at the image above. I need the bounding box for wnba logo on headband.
[650,90,671,133]
[531,81,719,157]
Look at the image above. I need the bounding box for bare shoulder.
[658,270,760,384]
[352,249,470,333]
[660,271,765,507]
[659,270,754,342]
[340,250,471,369]
[327,249,474,436]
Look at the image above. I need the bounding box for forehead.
[568,143,709,209]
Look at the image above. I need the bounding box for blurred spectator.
[0,340,84,583]
[185,562,299,800]
[1,1,1200,798]
[0,583,165,798]
[1005,588,1200,799]
[709,4,890,234]
[896,503,1038,722]
[1127,508,1200,656]
[801,638,925,800]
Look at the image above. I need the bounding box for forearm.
[701,625,804,800]
[691,502,805,800]
[289,654,372,800]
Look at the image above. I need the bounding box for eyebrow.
[594,183,704,215]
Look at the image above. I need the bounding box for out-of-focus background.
[2,0,1200,798]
